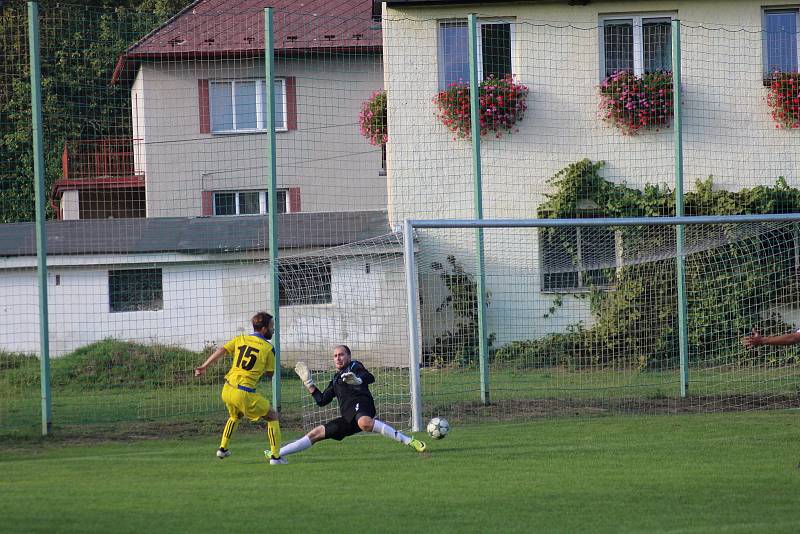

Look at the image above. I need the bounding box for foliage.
[433,75,529,139]
[422,255,495,367]
[518,159,800,370]
[358,89,387,146]
[766,72,800,129]
[598,70,674,135]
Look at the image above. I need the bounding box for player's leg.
[356,405,426,453]
[264,406,285,464]
[218,384,241,458]
[277,417,348,458]
[240,393,286,464]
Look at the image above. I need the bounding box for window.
[764,9,799,77]
[438,19,513,89]
[539,214,617,292]
[210,78,286,132]
[601,14,673,77]
[279,261,332,306]
[213,190,287,216]
[109,268,163,312]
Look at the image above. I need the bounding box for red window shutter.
[201,191,213,216]
[285,77,297,131]
[287,187,301,213]
[198,79,210,134]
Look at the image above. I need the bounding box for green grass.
[3,340,799,434]
[1,411,799,533]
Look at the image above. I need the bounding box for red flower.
[598,70,674,135]
[767,72,800,129]
[433,75,529,139]
[359,90,388,145]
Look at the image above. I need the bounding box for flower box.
[359,90,387,145]
[433,75,529,139]
[767,72,800,129]
[598,70,674,135]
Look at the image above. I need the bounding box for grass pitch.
[2,411,799,533]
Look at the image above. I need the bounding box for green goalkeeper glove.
[294,361,314,388]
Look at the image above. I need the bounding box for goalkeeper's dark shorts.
[323,399,376,441]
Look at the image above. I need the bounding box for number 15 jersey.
[223,332,275,389]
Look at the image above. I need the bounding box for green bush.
[0,339,293,389]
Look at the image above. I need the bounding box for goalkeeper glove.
[294,361,315,388]
[341,372,362,386]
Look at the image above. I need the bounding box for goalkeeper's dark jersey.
[311,360,375,421]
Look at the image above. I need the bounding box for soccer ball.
[426,417,450,439]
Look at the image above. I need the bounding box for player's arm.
[194,346,229,377]
[311,381,336,407]
[743,329,800,347]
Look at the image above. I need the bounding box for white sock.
[279,435,313,457]
[371,419,411,445]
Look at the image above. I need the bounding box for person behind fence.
[194,311,286,465]
[273,344,426,462]
[742,328,800,348]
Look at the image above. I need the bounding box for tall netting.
[383,10,800,225]
[0,2,38,432]
[0,1,397,436]
[3,1,800,438]
[410,219,800,422]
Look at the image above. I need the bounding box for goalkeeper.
[194,311,286,465]
[274,345,426,461]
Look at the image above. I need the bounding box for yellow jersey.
[223,333,275,389]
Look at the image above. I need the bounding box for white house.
[53,0,386,221]
[381,0,800,346]
[0,211,410,368]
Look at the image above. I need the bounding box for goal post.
[404,213,800,427]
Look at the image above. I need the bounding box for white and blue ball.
[426,417,450,439]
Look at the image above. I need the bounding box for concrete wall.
[134,55,387,218]
[384,0,800,345]
[0,252,409,368]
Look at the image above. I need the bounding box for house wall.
[384,0,800,346]
[134,55,387,218]
[0,254,409,369]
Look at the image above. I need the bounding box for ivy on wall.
[494,159,800,370]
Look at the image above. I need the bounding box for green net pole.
[27,1,52,435]
[264,7,281,410]
[672,19,689,398]
[468,13,490,405]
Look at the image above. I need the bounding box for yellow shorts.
[221,382,270,422]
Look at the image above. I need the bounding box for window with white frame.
[438,19,513,89]
[601,14,673,77]
[763,9,799,76]
[539,210,617,292]
[213,190,287,216]
[279,260,332,306]
[210,78,286,132]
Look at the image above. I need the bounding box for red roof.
[112,0,381,83]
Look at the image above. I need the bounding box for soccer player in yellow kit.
[194,311,286,464]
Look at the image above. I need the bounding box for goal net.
[403,216,800,425]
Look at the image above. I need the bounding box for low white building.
[0,210,410,368]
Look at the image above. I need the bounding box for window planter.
[433,75,529,139]
[767,72,800,129]
[359,90,388,145]
[598,70,673,135]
